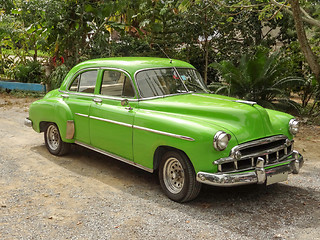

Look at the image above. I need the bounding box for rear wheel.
[44,123,70,156]
[159,151,201,202]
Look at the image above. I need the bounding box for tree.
[224,0,320,83]
[289,0,320,81]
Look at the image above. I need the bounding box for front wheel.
[159,151,201,202]
[44,123,70,156]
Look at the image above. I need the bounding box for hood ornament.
[234,100,257,106]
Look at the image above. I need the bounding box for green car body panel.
[26,57,303,196]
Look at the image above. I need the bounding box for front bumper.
[197,151,303,187]
[24,118,32,127]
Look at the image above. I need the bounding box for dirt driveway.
[0,93,319,240]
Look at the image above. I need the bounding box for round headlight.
[289,119,299,135]
[214,131,231,151]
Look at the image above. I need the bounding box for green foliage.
[49,64,69,89]
[0,88,45,98]
[14,60,44,83]
[210,48,304,109]
[0,0,319,116]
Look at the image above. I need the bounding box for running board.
[75,141,154,173]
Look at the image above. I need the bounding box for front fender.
[133,109,237,173]
[266,109,293,139]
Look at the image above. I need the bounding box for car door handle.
[61,94,69,99]
[93,98,102,103]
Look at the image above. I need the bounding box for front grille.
[216,135,293,173]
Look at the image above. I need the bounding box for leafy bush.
[209,49,304,110]
[14,60,44,83]
[49,64,69,89]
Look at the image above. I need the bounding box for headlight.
[289,119,299,135]
[213,131,231,151]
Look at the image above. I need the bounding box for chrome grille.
[215,135,294,173]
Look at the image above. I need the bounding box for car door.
[89,68,137,161]
[63,69,99,144]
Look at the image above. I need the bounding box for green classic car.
[25,57,304,202]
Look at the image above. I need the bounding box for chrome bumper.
[197,151,303,187]
[24,118,32,127]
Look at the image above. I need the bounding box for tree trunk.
[289,0,320,82]
[204,37,209,85]
[203,11,208,85]
[33,42,38,62]
[0,46,3,75]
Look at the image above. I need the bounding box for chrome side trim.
[58,89,139,102]
[75,113,89,118]
[95,95,139,102]
[75,113,194,141]
[90,115,132,128]
[63,92,95,98]
[75,141,154,173]
[133,125,195,141]
[197,153,303,187]
[88,115,194,141]
[66,120,75,139]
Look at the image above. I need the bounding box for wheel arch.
[153,145,193,171]
[39,121,51,132]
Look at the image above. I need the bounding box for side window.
[69,70,98,93]
[100,70,135,98]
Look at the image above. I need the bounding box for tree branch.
[270,0,320,28]
[267,0,287,20]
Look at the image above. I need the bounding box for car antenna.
[152,43,172,63]
[151,43,189,91]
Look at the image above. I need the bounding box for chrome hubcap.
[163,157,185,194]
[47,125,60,151]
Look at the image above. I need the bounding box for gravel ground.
[0,93,319,240]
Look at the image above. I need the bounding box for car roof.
[72,57,195,74]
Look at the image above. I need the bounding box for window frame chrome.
[63,67,138,100]
[66,67,100,94]
[99,67,137,99]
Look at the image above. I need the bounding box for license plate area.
[266,171,288,185]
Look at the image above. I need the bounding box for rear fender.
[29,98,75,143]
[54,99,75,143]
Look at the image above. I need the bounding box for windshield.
[135,68,208,98]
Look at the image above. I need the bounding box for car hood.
[138,93,285,144]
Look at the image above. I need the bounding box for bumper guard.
[24,118,33,127]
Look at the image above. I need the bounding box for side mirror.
[121,99,129,106]
[121,99,133,110]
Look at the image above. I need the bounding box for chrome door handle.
[93,98,102,103]
[61,94,69,98]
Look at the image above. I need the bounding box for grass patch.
[0,88,45,98]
